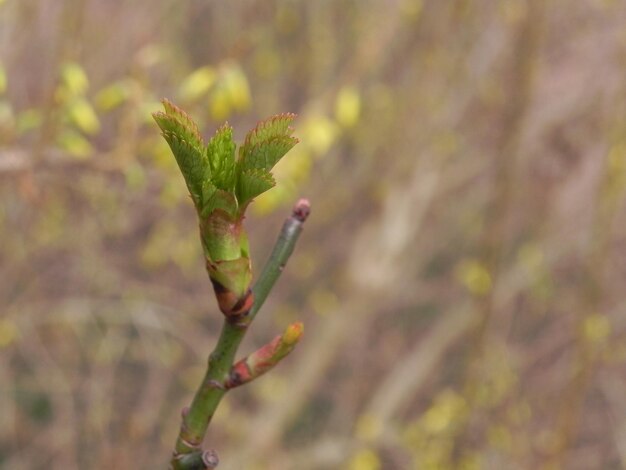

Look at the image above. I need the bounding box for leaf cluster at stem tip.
[153,99,298,220]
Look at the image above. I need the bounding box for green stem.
[171,199,310,469]
[176,450,219,470]
[248,198,310,322]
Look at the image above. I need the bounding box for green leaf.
[154,102,299,222]
[238,113,298,173]
[153,100,210,206]
[159,130,207,204]
[201,179,218,209]
[242,113,296,149]
[153,99,204,150]
[236,168,276,209]
[238,135,298,172]
[207,123,236,191]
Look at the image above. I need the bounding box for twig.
[248,199,310,323]
[171,199,310,469]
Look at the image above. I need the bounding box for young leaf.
[159,130,207,204]
[153,112,204,153]
[207,123,236,191]
[236,168,276,209]
[238,135,298,173]
[153,100,208,204]
[161,99,204,148]
[242,113,296,150]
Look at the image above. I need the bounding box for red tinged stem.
[225,322,304,389]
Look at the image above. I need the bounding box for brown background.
[1,1,626,469]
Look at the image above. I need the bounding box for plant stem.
[248,198,310,323]
[171,199,310,469]
[177,450,219,470]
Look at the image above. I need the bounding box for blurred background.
[1,0,626,469]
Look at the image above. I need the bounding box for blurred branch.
[600,376,626,467]
[548,116,626,469]
[364,303,477,424]
[472,0,546,341]
[0,147,126,174]
[285,234,580,468]
[0,148,33,173]
[450,0,546,461]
